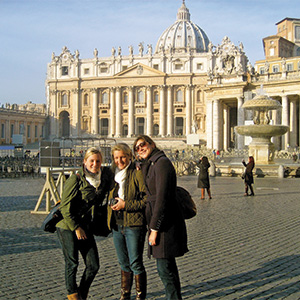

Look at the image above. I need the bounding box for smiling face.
[113,150,130,170]
[135,139,154,160]
[84,153,102,174]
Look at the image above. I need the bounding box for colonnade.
[51,85,195,138]
[206,94,300,151]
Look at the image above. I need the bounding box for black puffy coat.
[141,149,188,259]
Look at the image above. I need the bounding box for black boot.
[249,185,255,196]
[135,271,147,300]
[120,270,133,300]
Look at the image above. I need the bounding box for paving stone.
[1,176,300,299]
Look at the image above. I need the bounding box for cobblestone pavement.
[1,176,300,300]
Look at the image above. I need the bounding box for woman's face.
[113,150,130,170]
[135,139,153,160]
[84,153,102,174]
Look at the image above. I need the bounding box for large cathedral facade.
[46,1,300,151]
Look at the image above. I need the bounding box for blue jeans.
[112,225,146,275]
[57,228,99,298]
[156,258,182,300]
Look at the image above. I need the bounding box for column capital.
[71,88,80,94]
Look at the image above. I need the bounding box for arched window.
[154,92,159,103]
[136,118,145,134]
[176,90,183,102]
[123,93,128,104]
[122,124,128,137]
[175,117,184,135]
[102,92,108,104]
[137,91,144,103]
[99,118,109,136]
[153,124,159,136]
[83,94,88,106]
[62,94,68,106]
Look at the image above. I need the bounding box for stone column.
[223,104,230,150]
[115,87,122,137]
[167,86,173,136]
[159,85,166,136]
[146,86,153,136]
[206,99,213,149]
[290,99,297,148]
[185,85,192,136]
[91,88,98,134]
[213,99,221,151]
[110,88,115,137]
[281,95,289,149]
[237,96,244,149]
[50,90,59,138]
[72,88,80,137]
[128,87,134,137]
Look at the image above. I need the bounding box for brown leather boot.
[135,271,147,300]
[67,293,81,300]
[120,270,133,300]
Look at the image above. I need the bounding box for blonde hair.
[84,147,103,162]
[111,143,133,171]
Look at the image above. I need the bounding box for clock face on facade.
[63,54,68,61]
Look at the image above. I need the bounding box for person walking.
[197,156,212,200]
[242,156,255,196]
[56,147,113,300]
[107,143,147,300]
[133,135,188,300]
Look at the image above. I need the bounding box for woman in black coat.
[242,156,255,196]
[133,135,188,300]
[197,156,212,200]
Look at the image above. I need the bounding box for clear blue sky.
[0,0,299,105]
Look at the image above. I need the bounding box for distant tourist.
[242,156,255,196]
[197,156,212,200]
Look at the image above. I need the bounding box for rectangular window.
[153,64,159,70]
[175,64,183,70]
[272,65,279,73]
[269,48,275,56]
[1,124,5,138]
[197,63,203,70]
[259,67,265,75]
[84,68,90,75]
[10,124,14,138]
[62,66,68,76]
[100,67,108,73]
[27,125,30,138]
[295,26,300,40]
[287,63,294,72]
[122,66,128,71]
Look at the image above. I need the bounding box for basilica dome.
[155,1,210,54]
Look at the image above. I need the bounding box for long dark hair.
[201,156,209,167]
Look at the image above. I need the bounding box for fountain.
[235,90,289,164]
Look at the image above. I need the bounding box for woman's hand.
[149,230,158,246]
[75,227,87,240]
[111,197,125,211]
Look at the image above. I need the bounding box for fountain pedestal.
[248,137,275,164]
[234,93,289,164]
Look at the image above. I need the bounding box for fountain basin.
[235,125,289,138]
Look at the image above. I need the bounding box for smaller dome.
[155,1,210,54]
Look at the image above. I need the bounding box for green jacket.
[57,166,113,232]
[107,163,146,229]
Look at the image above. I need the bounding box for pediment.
[114,63,166,78]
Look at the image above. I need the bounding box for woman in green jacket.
[108,143,147,300]
[56,147,113,300]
